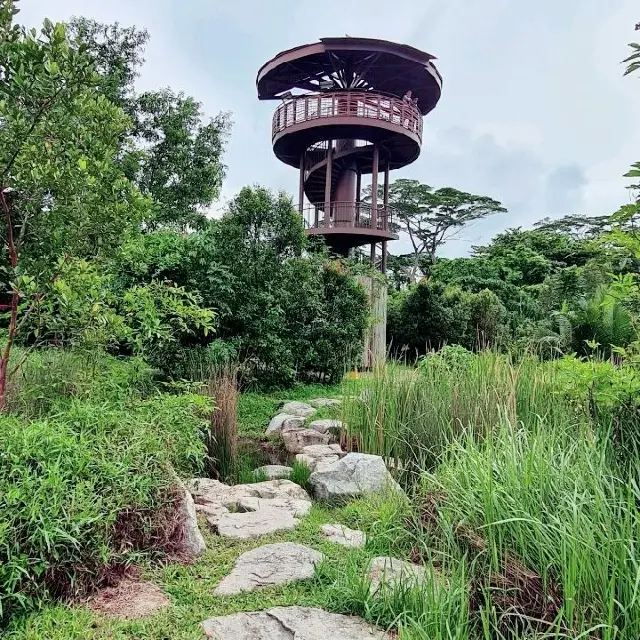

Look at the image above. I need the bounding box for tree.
[67,19,232,231]
[367,179,506,281]
[623,26,640,196]
[66,17,148,109]
[0,4,148,410]
[131,90,231,230]
[534,214,612,239]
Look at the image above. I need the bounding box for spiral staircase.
[256,37,442,366]
[257,37,442,260]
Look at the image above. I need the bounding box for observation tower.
[256,37,442,269]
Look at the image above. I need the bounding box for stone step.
[202,606,390,639]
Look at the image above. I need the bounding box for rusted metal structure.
[256,37,442,269]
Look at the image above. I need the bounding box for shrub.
[0,355,209,627]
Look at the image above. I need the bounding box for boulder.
[307,419,344,434]
[282,427,330,453]
[367,556,430,596]
[280,401,316,418]
[254,465,292,480]
[213,508,298,540]
[214,543,324,595]
[266,413,299,437]
[309,453,403,503]
[296,453,340,473]
[202,606,390,639]
[321,524,366,548]
[174,481,206,557]
[301,443,345,457]
[309,397,342,408]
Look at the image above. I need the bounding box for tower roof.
[256,37,442,115]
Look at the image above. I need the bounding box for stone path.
[182,399,425,639]
[202,606,390,639]
[187,478,312,538]
[214,543,324,595]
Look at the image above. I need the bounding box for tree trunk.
[0,189,19,412]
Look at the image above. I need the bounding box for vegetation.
[1,4,640,639]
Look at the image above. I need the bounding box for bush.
[0,355,209,627]
[388,282,509,357]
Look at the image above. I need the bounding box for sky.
[18,0,640,256]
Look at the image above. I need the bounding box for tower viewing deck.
[256,36,442,265]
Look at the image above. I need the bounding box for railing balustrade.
[272,91,423,141]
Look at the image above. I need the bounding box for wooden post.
[325,141,333,224]
[355,169,361,225]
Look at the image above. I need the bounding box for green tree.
[66,17,148,108]
[131,90,231,230]
[1,4,138,409]
[67,18,232,231]
[367,179,506,280]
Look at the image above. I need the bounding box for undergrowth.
[0,350,210,628]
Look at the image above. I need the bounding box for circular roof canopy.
[256,37,442,116]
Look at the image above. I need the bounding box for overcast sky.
[18,0,640,256]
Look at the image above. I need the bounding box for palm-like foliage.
[571,286,635,357]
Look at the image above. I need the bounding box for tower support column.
[382,159,390,273]
[298,153,305,215]
[324,140,333,224]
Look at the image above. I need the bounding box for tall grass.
[205,364,238,482]
[0,350,210,628]
[425,419,640,638]
[341,353,574,475]
[342,353,640,637]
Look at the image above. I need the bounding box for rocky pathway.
[86,398,438,639]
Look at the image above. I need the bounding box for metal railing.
[272,91,423,141]
[303,202,396,233]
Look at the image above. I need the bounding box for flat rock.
[282,416,307,430]
[238,496,312,518]
[367,556,430,595]
[321,524,366,548]
[203,606,390,639]
[309,397,342,408]
[174,481,206,557]
[196,502,230,524]
[266,413,299,437]
[282,427,330,453]
[308,419,344,434]
[255,464,292,480]
[281,401,316,418]
[301,444,345,457]
[214,508,298,539]
[214,543,324,595]
[296,444,345,472]
[309,453,403,503]
[187,478,310,507]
